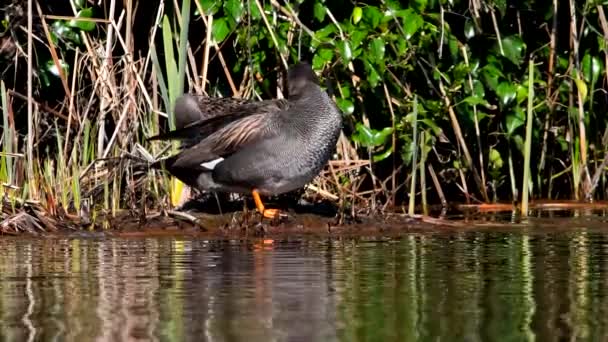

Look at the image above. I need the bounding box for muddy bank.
[6,199,608,239]
[56,211,464,239]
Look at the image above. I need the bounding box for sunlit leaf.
[336,98,355,115]
[462,95,489,107]
[314,2,326,22]
[574,77,588,102]
[505,107,525,136]
[368,38,385,63]
[199,0,220,15]
[224,0,244,24]
[413,0,427,12]
[350,29,367,47]
[337,40,352,62]
[352,6,363,24]
[582,53,603,84]
[45,59,69,77]
[212,17,230,43]
[464,20,475,40]
[468,79,485,98]
[364,59,382,88]
[495,0,508,15]
[68,8,96,31]
[363,6,383,28]
[488,148,503,170]
[352,123,393,147]
[71,0,86,9]
[496,82,517,107]
[497,35,526,65]
[373,146,393,162]
[402,9,423,40]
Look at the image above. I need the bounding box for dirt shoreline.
[5,200,608,239]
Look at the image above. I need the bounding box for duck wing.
[158,105,286,170]
[148,94,287,144]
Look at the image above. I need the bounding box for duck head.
[287,62,319,99]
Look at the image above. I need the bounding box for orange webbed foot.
[252,189,286,220]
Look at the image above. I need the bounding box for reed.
[521,59,535,216]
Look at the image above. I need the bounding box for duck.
[148,62,343,218]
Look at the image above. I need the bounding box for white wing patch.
[200,157,224,170]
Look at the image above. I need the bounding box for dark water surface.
[2,218,608,341]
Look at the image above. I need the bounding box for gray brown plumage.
[148,62,343,217]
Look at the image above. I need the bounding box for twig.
[253,0,289,71]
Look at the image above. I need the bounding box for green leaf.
[72,0,86,9]
[212,17,230,43]
[373,146,394,162]
[505,107,525,136]
[336,98,355,115]
[488,148,503,170]
[448,35,459,60]
[45,59,69,79]
[314,2,326,22]
[199,0,220,15]
[224,0,244,24]
[364,59,382,88]
[337,40,352,62]
[68,8,96,31]
[312,48,334,69]
[352,7,363,24]
[314,24,336,41]
[368,38,385,63]
[481,64,504,91]
[52,21,79,44]
[512,134,524,153]
[413,0,427,12]
[419,118,443,138]
[498,35,526,65]
[515,83,528,104]
[352,124,393,147]
[402,9,423,40]
[468,79,485,98]
[496,82,517,108]
[249,1,261,19]
[574,77,588,102]
[464,20,475,40]
[363,6,383,28]
[350,29,368,47]
[318,48,334,61]
[582,54,603,84]
[462,95,489,106]
[493,0,507,16]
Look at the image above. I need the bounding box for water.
[1,219,608,341]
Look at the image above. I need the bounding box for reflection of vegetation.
[1,0,608,228]
[0,232,607,340]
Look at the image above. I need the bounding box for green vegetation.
[1,0,608,230]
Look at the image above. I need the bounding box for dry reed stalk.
[461,45,487,196]
[427,164,447,207]
[27,0,35,199]
[382,83,397,206]
[97,0,117,157]
[438,80,488,202]
[538,0,558,197]
[193,8,239,96]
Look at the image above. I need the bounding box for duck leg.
[252,189,282,219]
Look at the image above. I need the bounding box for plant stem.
[521,59,535,216]
[408,96,419,216]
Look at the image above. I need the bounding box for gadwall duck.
[149,62,343,218]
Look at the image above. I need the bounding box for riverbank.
[5,199,608,239]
